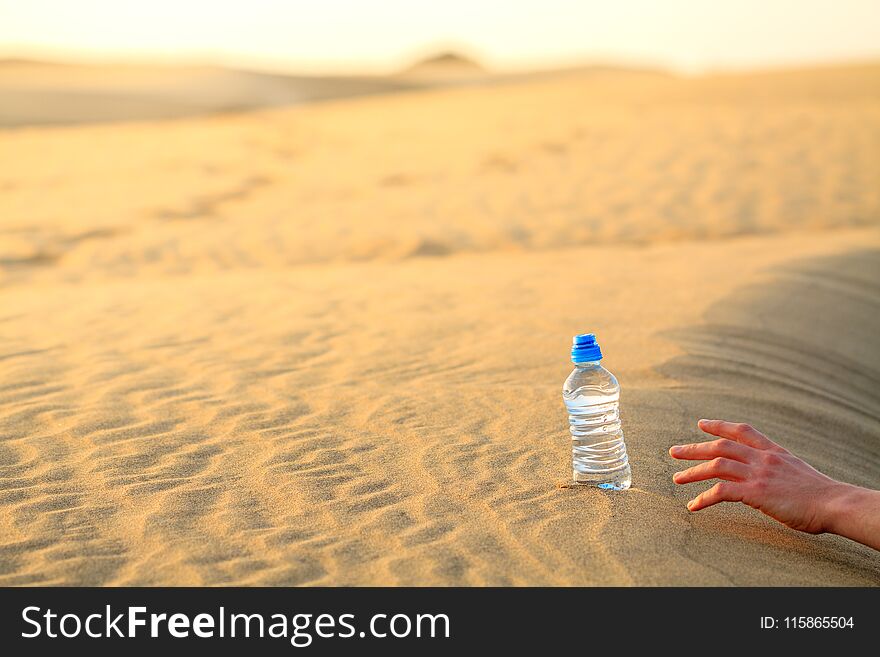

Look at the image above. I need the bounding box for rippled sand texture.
[0,64,878,585]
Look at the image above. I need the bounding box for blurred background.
[2,0,878,267]
[2,0,879,126]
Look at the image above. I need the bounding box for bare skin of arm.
[670,419,880,551]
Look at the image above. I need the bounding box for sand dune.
[0,60,424,127]
[0,63,878,585]
[0,57,673,128]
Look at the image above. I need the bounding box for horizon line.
[2,43,880,78]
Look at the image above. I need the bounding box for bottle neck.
[573,360,603,368]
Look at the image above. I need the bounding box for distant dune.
[0,54,678,128]
[0,59,422,127]
[397,51,487,81]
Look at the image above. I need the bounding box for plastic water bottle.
[562,333,631,490]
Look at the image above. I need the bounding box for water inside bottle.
[563,387,631,490]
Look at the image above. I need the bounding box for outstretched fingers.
[686,482,745,511]
[697,419,780,451]
[670,420,782,516]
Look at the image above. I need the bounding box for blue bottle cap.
[571,333,603,363]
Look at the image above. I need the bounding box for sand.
[0,63,878,585]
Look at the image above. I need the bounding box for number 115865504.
[761,616,854,629]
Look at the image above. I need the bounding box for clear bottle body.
[562,360,631,490]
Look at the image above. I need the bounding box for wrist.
[819,482,866,536]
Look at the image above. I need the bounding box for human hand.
[669,419,843,534]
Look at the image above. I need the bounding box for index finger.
[697,419,779,451]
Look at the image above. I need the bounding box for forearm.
[822,483,880,550]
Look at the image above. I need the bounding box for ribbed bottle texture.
[562,340,631,490]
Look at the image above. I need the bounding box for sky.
[1,0,879,74]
